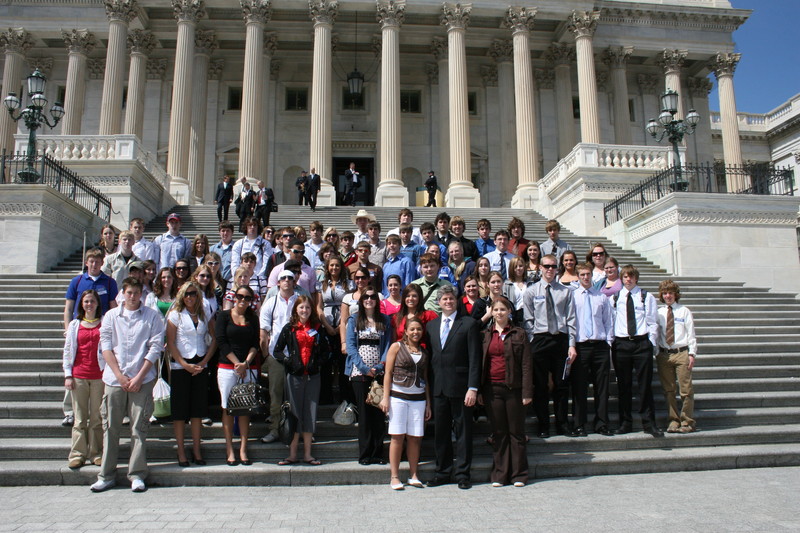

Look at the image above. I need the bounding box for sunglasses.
[362,294,379,301]
[327,234,338,238]
[279,276,295,281]
[354,275,369,280]
[281,234,294,239]
[592,251,606,256]
[185,291,198,297]
[541,264,558,269]
[175,266,188,271]
[235,294,254,302]
[292,250,305,255]
[206,261,220,266]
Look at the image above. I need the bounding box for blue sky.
[708,0,800,114]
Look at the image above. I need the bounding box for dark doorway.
[333,157,375,206]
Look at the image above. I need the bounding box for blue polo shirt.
[64,272,118,319]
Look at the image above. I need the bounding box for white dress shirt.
[260,292,299,356]
[574,286,614,345]
[100,304,165,387]
[657,303,697,355]
[132,238,157,262]
[612,286,659,348]
[231,236,273,277]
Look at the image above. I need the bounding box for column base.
[510,184,539,210]
[314,185,337,207]
[169,176,192,206]
[374,181,409,207]
[445,184,481,208]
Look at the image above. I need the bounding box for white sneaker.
[62,415,74,427]
[90,479,116,492]
[492,482,503,488]
[513,481,525,487]
[131,479,146,493]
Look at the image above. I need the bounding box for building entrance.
[333,157,374,206]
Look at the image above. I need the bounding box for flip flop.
[278,458,299,466]
[304,459,322,466]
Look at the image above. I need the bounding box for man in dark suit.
[306,167,321,211]
[234,182,256,234]
[254,180,275,228]
[426,285,481,490]
[214,175,234,222]
[344,162,359,206]
[296,171,308,206]
[425,170,437,207]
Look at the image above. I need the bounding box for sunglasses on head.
[235,293,254,302]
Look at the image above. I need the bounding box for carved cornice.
[602,46,633,68]
[309,0,338,26]
[599,7,747,33]
[104,0,138,24]
[441,2,471,32]
[208,58,224,80]
[1,28,34,56]
[332,140,376,152]
[545,43,574,66]
[426,62,438,84]
[631,207,798,242]
[637,73,659,95]
[62,29,97,56]
[84,176,131,187]
[488,39,513,64]
[241,0,271,25]
[0,203,87,238]
[376,0,405,29]
[534,68,554,89]
[269,59,280,80]
[172,0,206,24]
[567,10,600,39]
[504,6,536,35]
[88,58,105,79]
[656,49,687,75]
[708,52,741,79]
[430,36,447,61]
[264,32,277,55]
[28,58,54,76]
[194,29,217,55]
[480,64,497,87]
[146,57,167,80]
[128,29,157,56]
[687,76,713,97]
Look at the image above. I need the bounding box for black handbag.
[226,369,268,417]
[270,203,279,212]
[278,400,297,445]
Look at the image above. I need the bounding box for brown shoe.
[679,426,695,433]
[666,424,680,433]
[68,458,84,469]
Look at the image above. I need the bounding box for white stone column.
[637,73,659,145]
[166,0,206,204]
[123,29,156,140]
[61,30,96,136]
[238,0,271,184]
[187,29,217,204]
[687,76,715,185]
[308,0,338,206]
[710,52,745,191]
[258,33,277,183]
[567,10,600,144]
[204,59,224,202]
[603,46,633,146]
[441,2,479,207]
[488,39,516,206]
[431,36,449,190]
[0,29,33,163]
[374,0,407,207]
[534,68,554,172]
[546,44,576,159]
[99,0,137,135]
[657,49,687,120]
[142,58,167,153]
[505,7,539,209]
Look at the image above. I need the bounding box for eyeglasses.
[354,275,369,280]
[362,294,379,301]
[206,261,220,266]
[235,294,254,302]
[592,251,606,256]
[279,276,294,281]
[291,249,304,254]
[541,264,558,269]
[185,291,198,297]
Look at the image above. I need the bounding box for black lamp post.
[646,89,700,191]
[347,11,364,97]
[3,69,64,183]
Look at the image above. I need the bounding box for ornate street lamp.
[646,89,700,191]
[347,11,364,97]
[3,69,64,183]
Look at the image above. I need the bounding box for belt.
[534,332,563,338]
[661,346,688,354]
[578,339,605,344]
[615,334,648,342]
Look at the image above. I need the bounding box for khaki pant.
[266,356,285,435]
[656,349,695,429]
[98,380,155,483]
[69,378,104,462]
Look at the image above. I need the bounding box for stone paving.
[2,467,799,532]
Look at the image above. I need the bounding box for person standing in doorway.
[215,175,234,222]
[296,171,309,206]
[344,162,360,206]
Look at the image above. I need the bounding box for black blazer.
[426,314,481,398]
[307,174,321,193]
[215,182,233,203]
[235,189,256,216]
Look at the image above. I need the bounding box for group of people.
[61,208,697,493]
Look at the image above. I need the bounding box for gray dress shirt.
[522,279,577,346]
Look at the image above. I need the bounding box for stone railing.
[15,134,169,190]
[540,143,673,190]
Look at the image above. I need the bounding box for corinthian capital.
[105,0,138,23]
[377,0,405,28]
[431,36,447,61]
[637,73,659,95]
[687,76,713,97]
[29,58,54,76]
[567,10,599,39]
[62,29,97,55]
[602,46,633,68]
[488,39,513,64]
[656,49,687,75]
[441,2,471,32]
[309,0,339,26]
[241,0,271,25]
[545,43,574,66]
[146,58,167,80]
[481,65,497,87]
[504,6,536,35]
[128,29,157,55]
[172,0,206,24]
[0,28,34,55]
[88,58,105,79]
[194,29,217,55]
[264,32,277,55]
[534,68,554,89]
[708,52,741,78]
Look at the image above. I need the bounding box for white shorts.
[218,367,254,409]
[387,396,426,437]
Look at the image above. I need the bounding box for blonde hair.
[171,281,206,321]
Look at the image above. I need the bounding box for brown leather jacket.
[481,326,533,398]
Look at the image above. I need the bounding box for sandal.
[390,476,404,490]
[407,477,424,488]
[278,458,299,466]
[304,458,321,466]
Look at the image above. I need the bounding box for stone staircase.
[1,205,799,487]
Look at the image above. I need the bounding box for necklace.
[82,317,100,323]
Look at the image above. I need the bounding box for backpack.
[613,289,647,308]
